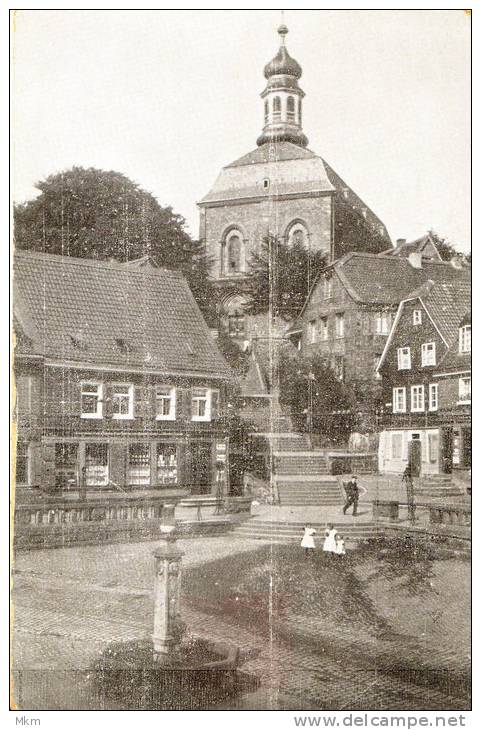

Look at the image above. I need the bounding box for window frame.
[413,310,422,326]
[191,387,211,422]
[459,324,471,354]
[428,383,439,412]
[375,311,391,335]
[111,383,134,420]
[155,385,176,421]
[391,432,403,459]
[320,316,328,341]
[308,319,317,344]
[397,347,411,370]
[458,376,471,404]
[324,277,333,300]
[410,384,425,413]
[421,342,436,367]
[392,387,406,413]
[335,313,345,339]
[80,381,103,419]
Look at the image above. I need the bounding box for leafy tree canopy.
[243,235,328,321]
[14,166,216,322]
[427,229,470,264]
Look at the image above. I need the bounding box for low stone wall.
[328,452,378,475]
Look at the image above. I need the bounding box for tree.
[215,329,250,375]
[13,166,216,321]
[278,349,355,444]
[427,229,469,264]
[244,235,328,321]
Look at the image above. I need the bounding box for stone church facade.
[198,24,392,347]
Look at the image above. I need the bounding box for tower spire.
[257,24,308,147]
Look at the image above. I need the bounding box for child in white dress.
[335,534,346,556]
[323,523,338,554]
[301,525,316,556]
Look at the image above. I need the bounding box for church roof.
[199,142,335,205]
[13,250,231,379]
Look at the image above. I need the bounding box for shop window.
[15,442,29,484]
[112,383,133,419]
[55,443,78,489]
[81,382,103,419]
[157,443,178,485]
[421,342,436,366]
[128,443,150,486]
[391,433,403,459]
[85,443,109,487]
[397,347,411,370]
[192,388,210,422]
[156,386,176,420]
[411,385,425,412]
[458,377,471,404]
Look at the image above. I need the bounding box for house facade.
[13,251,232,497]
[377,281,471,475]
[285,251,469,388]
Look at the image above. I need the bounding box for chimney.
[396,238,407,247]
[408,251,423,269]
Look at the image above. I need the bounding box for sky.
[11,9,471,252]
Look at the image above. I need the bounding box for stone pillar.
[152,534,184,664]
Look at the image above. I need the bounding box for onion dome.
[264,25,302,79]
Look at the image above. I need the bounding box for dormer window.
[263,178,270,190]
[459,324,471,353]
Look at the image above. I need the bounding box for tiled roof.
[421,282,471,346]
[226,142,316,168]
[13,250,231,378]
[334,253,470,305]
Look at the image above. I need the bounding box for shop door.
[408,439,422,477]
[190,443,212,494]
[442,428,453,473]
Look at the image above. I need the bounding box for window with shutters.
[156,443,178,485]
[411,385,425,412]
[16,441,29,484]
[393,387,406,413]
[128,443,151,486]
[55,443,78,489]
[85,443,109,486]
[156,386,176,420]
[81,382,103,419]
[397,347,411,370]
[192,388,211,421]
[112,383,133,419]
[421,342,436,366]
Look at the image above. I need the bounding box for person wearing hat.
[342,475,359,516]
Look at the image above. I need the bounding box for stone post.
[152,533,185,665]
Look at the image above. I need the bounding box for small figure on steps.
[335,533,346,557]
[301,525,316,556]
[323,523,338,555]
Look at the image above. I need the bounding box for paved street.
[11,533,470,711]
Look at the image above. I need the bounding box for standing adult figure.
[214,462,226,515]
[343,475,359,516]
[402,464,416,524]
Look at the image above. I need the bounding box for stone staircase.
[233,519,380,545]
[272,445,343,507]
[415,475,464,498]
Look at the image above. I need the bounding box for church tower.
[199,24,392,345]
[257,24,308,148]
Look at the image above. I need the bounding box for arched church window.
[286,221,309,248]
[264,100,269,124]
[227,234,243,274]
[273,96,281,122]
[287,96,295,122]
